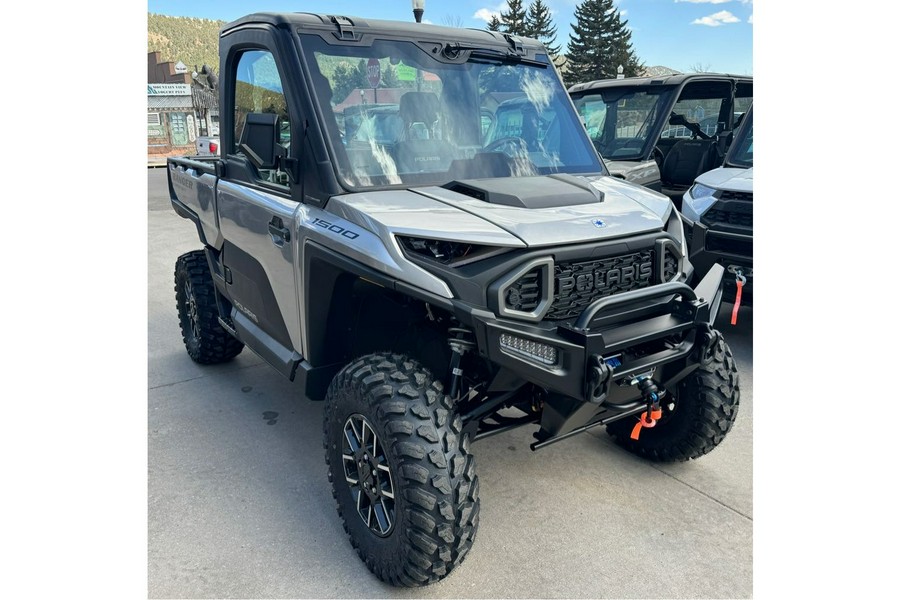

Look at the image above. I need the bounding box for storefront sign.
[147,83,191,96]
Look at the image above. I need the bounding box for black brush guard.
[473,264,726,450]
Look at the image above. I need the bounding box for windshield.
[571,87,673,161]
[300,35,602,189]
[726,107,753,168]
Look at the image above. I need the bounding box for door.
[217,47,303,377]
[169,112,188,146]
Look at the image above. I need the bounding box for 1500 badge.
[311,218,359,240]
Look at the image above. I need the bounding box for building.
[147,52,219,157]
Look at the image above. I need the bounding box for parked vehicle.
[569,73,752,208]
[167,12,739,587]
[682,105,753,309]
[195,135,219,156]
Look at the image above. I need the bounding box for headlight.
[396,235,509,268]
[683,183,719,221]
[688,183,717,199]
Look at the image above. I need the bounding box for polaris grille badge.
[592,218,606,228]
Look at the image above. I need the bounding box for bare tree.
[441,14,464,28]
[689,62,713,73]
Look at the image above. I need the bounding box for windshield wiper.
[441,42,548,68]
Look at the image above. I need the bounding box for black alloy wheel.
[342,414,396,537]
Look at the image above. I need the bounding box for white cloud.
[473,9,499,23]
[620,9,628,17]
[675,0,732,4]
[692,10,741,26]
[748,13,753,24]
[473,3,506,23]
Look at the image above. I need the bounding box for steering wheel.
[484,136,529,156]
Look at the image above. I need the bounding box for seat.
[661,139,718,188]
[394,92,455,173]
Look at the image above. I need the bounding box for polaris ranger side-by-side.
[166,13,740,587]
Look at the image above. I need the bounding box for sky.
[146,0,753,75]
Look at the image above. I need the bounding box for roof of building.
[148,95,194,109]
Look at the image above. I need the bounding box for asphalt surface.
[148,167,753,599]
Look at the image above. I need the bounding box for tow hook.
[585,355,613,404]
[695,325,724,365]
[727,266,748,326]
[629,377,668,440]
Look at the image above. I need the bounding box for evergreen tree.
[607,9,643,78]
[500,0,527,36]
[523,0,559,56]
[487,14,502,32]
[565,0,643,85]
[381,64,399,88]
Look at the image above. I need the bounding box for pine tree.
[565,0,643,85]
[523,0,559,56]
[607,9,643,78]
[487,15,502,32]
[500,0,527,36]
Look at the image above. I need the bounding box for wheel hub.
[184,281,200,339]
[342,414,395,536]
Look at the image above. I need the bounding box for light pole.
[412,0,425,23]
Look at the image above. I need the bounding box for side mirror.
[239,112,282,170]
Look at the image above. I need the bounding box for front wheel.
[323,353,479,586]
[606,334,740,461]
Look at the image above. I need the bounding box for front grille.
[546,250,654,320]
[505,268,543,313]
[706,234,752,257]
[719,190,752,202]
[704,208,753,228]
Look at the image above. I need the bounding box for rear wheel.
[323,353,479,586]
[174,250,243,364]
[606,335,739,461]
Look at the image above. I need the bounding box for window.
[571,89,672,160]
[147,112,161,126]
[301,35,600,189]
[233,50,291,187]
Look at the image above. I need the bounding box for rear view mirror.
[669,113,689,127]
[239,112,281,170]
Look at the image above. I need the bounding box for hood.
[410,174,670,247]
[329,175,672,249]
[696,167,753,192]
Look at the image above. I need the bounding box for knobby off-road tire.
[607,335,739,462]
[323,353,479,586]
[174,250,244,364]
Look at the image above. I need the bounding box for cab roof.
[222,12,546,52]
[568,72,752,94]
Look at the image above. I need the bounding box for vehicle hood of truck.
[329,175,669,249]
[696,167,753,192]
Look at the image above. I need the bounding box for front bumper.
[685,218,753,296]
[459,264,727,442]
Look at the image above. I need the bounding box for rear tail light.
[209,142,218,154]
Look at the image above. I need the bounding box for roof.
[221,12,546,53]
[568,72,752,94]
[148,96,194,109]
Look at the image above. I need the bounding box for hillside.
[148,13,224,72]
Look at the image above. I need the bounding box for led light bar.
[499,333,558,366]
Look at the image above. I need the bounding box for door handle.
[268,217,291,243]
